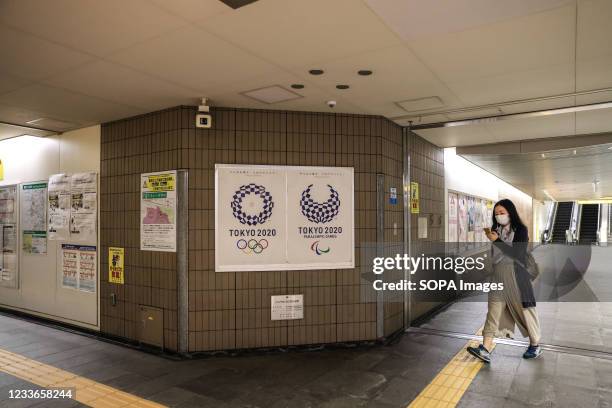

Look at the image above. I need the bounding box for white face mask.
[495,214,510,226]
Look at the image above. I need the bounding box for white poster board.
[215,164,354,272]
[60,244,96,292]
[69,172,97,242]
[21,181,48,255]
[48,174,71,240]
[140,170,177,252]
[0,184,18,288]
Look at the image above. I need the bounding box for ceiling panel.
[285,45,464,116]
[106,25,278,93]
[147,0,232,23]
[0,25,94,81]
[43,60,201,111]
[484,112,575,142]
[365,0,573,40]
[414,125,494,147]
[576,0,612,90]
[0,0,189,57]
[575,107,612,134]
[204,70,363,114]
[461,143,612,200]
[201,0,401,69]
[0,85,143,128]
[0,72,31,94]
[443,64,575,106]
[405,4,576,104]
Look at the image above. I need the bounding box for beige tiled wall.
[407,131,446,321]
[100,107,441,352]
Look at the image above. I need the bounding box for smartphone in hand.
[483,227,491,234]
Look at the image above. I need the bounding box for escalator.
[551,202,574,243]
[579,204,599,245]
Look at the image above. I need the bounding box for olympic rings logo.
[236,239,269,254]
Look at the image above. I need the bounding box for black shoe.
[523,344,543,359]
[467,344,491,363]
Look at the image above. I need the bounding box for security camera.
[327,100,337,108]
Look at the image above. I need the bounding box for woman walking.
[467,199,542,362]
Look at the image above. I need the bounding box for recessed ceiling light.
[608,146,612,150]
[358,70,372,76]
[336,84,350,90]
[291,84,304,89]
[309,69,324,75]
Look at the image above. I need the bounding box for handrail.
[570,202,580,244]
[597,203,602,246]
[543,202,557,244]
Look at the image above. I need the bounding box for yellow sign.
[0,159,3,181]
[486,200,494,209]
[410,182,419,214]
[143,173,175,191]
[108,247,125,284]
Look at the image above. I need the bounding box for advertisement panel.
[215,164,354,272]
[140,171,177,252]
[108,247,125,284]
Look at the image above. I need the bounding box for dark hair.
[492,198,526,231]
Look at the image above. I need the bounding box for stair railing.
[597,203,603,246]
[570,202,580,244]
[542,201,557,244]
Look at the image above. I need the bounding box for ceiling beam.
[408,101,612,130]
[456,132,612,156]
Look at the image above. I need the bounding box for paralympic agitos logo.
[310,240,330,255]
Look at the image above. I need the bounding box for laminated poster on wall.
[215,164,355,272]
[61,244,96,292]
[0,185,17,224]
[448,192,458,243]
[140,171,177,252]
[479,199,489,242]
[271,294,304,321]
[0,185,18,288]
[69,172,97,242]
[0,225,18,288]
[458,194,468,242]
[286,167,354,268]
[108,247,124,284]
[48,174,71,240]
[21,182,48,255]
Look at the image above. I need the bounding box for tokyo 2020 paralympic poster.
[215,164,354,272]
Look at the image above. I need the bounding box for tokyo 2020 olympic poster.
[215,165,354,272]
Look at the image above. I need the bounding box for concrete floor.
[1,313,612,407]
[3,245,612,407]
[423,245,612,354]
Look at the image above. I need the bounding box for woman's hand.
[486,231,499,241]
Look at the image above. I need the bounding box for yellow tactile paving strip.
[0,348,167,407]
[407,329,494,408]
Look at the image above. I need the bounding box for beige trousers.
[483,261,541,345]
[483,299,541,345]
